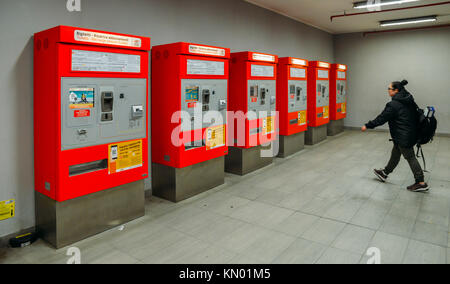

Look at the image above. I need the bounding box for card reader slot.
[69,159,108,176]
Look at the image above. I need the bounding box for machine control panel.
[336,81,346,104]
[247,80,276,116]
[316,81,329,108]
[180,79,228,149]
[288,80,307,113]
[62,78,147,150]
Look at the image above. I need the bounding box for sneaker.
[407,183,430,193]
[374,169,388,182]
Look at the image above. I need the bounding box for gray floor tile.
[142,236,210,264]
[228,254,267,264]
[176,245,237,264]
[87,250,139,264]
[448,249,450,264]
[229,201,278,224]
[332,224,376,254]
[213,223,271,253]
[256,188,292,206]
[125,227,188,261]
[349,201,389,230]
[272,238,327,264]
[278,191,316,211]
[379,213,416,238]
[323,198,363,223]
[206,195,252,217]
[299,197,340,217]
[241,231,296,263]
[403,240,447,264]
[301,218,346,245]
[411,221,448,247]
[187,216,247,244]
[369,231,409,264]
[316,247,362,264]
[272,212,320,237]
[254,207,295,229]
[388,200,420,219]
[417,204,450,228]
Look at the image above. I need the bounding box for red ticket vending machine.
[306,61,331,145]
[226,52,278,175]
[328,64,348,136]
[34,26,150,248]
[152,42,230,202]
[277,57,309,158]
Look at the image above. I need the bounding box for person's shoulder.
[386,100,401,109]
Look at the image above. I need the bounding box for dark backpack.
[416,106,437,145]
[414,104,437,172]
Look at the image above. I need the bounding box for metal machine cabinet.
[34,26,150,248]
[306,61,331,145]
[226,52,278,175]
[277,57,309,157]
[328,64,348,136]
[151,42,230,202]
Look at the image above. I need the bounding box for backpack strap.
[416,144,429,173]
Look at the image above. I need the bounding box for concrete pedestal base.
[35,180,145,249]
[278,132,305,158]
[225,145,273,176]
[305,124,328,145]
[152,156,225,203]
[328,119,345,136]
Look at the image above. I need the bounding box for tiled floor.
[1,130,449,264]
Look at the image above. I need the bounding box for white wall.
[334,27,450,134]
[0,0,334,238]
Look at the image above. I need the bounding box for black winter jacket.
[366,90,419,148]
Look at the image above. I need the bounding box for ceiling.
[245,0,450,34]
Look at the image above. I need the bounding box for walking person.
[361,80,429,192]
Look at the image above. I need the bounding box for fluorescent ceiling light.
[380,15,437,27]
[353,0,420,9]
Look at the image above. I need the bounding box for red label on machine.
[188,102,197,108]
[74,109,91,118]
[74,30,142,48]
[251,98,258,103]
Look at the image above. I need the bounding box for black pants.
[384,143,424,183]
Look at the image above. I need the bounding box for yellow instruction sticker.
[324,107,329,119]
[263,116,275,135]
[108,140,143,174]
[0,199,15,221]
[342,103,346,114]
[206,125,226,151]
[298,111,307,126]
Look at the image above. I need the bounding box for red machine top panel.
[35,26,151,51]
[309,61,331,69]
[232,51,279,64]
[279,57,309,67]
[331,63,348,72]
[153,42,230,59]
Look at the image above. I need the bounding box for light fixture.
[380,15,437,27]
[353,0,420,10]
